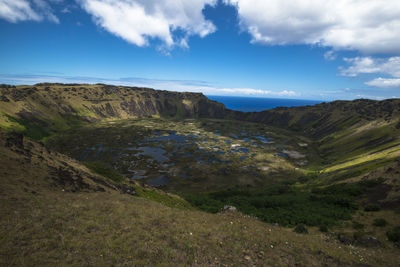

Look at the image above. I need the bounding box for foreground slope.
[1,130,400,266]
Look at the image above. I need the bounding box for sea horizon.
[206,95,325,112]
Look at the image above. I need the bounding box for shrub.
[364,204,381,212]
[183,180,382,228]
[353,231,366,240]
[373,218,388,227]
[386,226,400,243]
[352,221,365,230]
[294,224,308,234]
[319,225,328,232]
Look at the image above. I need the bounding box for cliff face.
[0,83,227,119]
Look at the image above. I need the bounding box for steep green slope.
[240,99,400,138]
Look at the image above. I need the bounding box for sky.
[0,0,400,101]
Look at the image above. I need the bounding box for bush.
[352,221,365,230]
[319,225,328,232]
[386,226,400,243]
[364,204,381,212]
[183,180,384,228]
[294,224,308,234]
[353,231,366,240]
[373,218,388,227]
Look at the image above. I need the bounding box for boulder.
[354,236,381,248]
[338,234,353,245]
[223,205,237,212]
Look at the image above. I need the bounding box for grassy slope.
[1,131,400,266]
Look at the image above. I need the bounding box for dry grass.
[3,191,400,266]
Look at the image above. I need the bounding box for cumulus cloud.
[340,57,400,77]
[340,56,400,88]
[224,0,400,54]
[365,78,400,89]
[0,0,59,23]
[79,0,217,48]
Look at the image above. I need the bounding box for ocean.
[206,95,324,112]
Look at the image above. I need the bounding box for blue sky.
[1,0,400,100]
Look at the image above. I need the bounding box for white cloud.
[0,0,59,23]
[217,88,298,97]
[355,94,385,100]
[340,56,400,77]
[224,0,400,54]
[79,0,217,48]
[61,7,70,13]
[340,56,400,88]
[0,74,298,97]
[324,51,337,61]
[365,78,400,88]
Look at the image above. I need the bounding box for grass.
[4,114,51,141]
[84,161,125,183]
[322,144,400,173]
[5,190,398,266]
[134,186,193,210]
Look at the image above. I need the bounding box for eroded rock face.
[5,132,24,150]
[0,95,9,102]
[338,234,382,248]
[49,167,90,192]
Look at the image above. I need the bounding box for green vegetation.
[373,218,388,227]
[134,186,193,210]
[386,226,400,243]
[84,161,125,182]
[184,180,383,227]
[319,225,328,232]
[4,114,51,141]
[294,224,308,234]
[365,204,381,212]
[352,221,365,230]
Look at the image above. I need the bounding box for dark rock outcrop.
[5,131,24,149]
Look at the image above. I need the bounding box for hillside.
[1,83,400,266]
[0,83,226,140]
[1,129,400,266]
[240,99,400,137]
